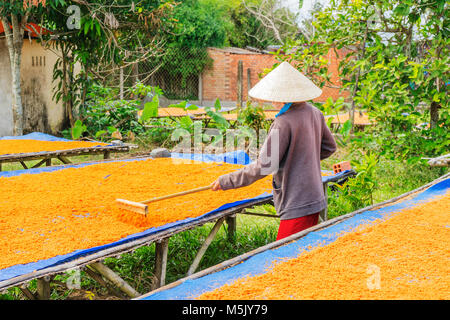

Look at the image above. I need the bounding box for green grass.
[102,214,278,295]
[0,143,447,300]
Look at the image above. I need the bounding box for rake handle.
[140,185,212,205]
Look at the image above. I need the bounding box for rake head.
[116,199,149,216]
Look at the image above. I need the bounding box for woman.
[211,61,337,240]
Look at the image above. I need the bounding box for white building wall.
[0,40,13,136]
[0,38,66,137]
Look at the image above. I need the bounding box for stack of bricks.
[333,161,352,174]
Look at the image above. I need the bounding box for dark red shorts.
[276,212,320,241]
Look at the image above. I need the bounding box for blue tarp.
[140,177,450,300]
[0,148,351,284]
[0,132,72,142]
[0,132,110,157]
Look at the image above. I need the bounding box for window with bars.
[31,56,46,67]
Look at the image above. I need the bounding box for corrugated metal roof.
[0,22,50,38]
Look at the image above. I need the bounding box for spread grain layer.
[0,158,273,270]
[0,140,109,156]
[198,191,450,300]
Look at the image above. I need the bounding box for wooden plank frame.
[0,168,356,295]
[0,196,273,292]
[136,172,450,300]
[0,145,131,171]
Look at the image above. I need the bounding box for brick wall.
[200,47,349,106]
[315,48,351,103]
[227,50,278,102]
[201,47,278,103]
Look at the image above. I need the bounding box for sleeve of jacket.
[219,121,290,190]
[320,114,337,160]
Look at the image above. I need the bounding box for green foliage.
[319,97,354,147]
[278,0,449,161]
[41,0,177,129]
[102,215,278,291]
[329,152,379,217]
[204,99,230,132]
[147,0,227,98]
[320,97,346,117]
[0,0,48,17]
[224,0,286,48]
[140,95,159,123]
[237,101,267,132]
[67,82,164,141]
[71,119,87,140]
[141,118,174,146]
[275,38,331,89]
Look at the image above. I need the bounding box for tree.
[0,0,49,135]
[242,0,301,45]
[276,0,449,159]
[40,0,177,127]
[223,0,281,48]
[141,0,228,100]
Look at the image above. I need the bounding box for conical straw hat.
[248,61,322,103]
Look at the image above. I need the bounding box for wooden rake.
[115,185,212,216]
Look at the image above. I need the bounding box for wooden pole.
[133,63,139,85]
[57,155,72,164]
[426,154,450,167]
[119,67,124,100]
[84,265,125,298]
[240,211,280,218]
[319,183,329,222]
[237,60,243,110]
[187,218,225,276]
[247,68,251,96]
[226,214,237,242]
[198,73,203,105]
[20,285,37,300]
[90,262,140,298]
[153,238,169,290]
[36,277,51,300]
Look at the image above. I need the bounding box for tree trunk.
[349,25,368,133]
[1,14,27,136]
[430,101,440,129]
[61,45,75,127]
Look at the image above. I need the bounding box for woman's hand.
[211,179,222,191]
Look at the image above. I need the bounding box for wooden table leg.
[90,262,140,298]
[20,285,37,300]
[36,277,52,300]
[152,237,169,290]
[226,214,237,242]
[57,156,72,164]
[187,218,225,276]
[32,158,49,168]
[19,161,28,169]
[319,182,329,223]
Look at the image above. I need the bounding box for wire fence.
[103,47,209,102]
